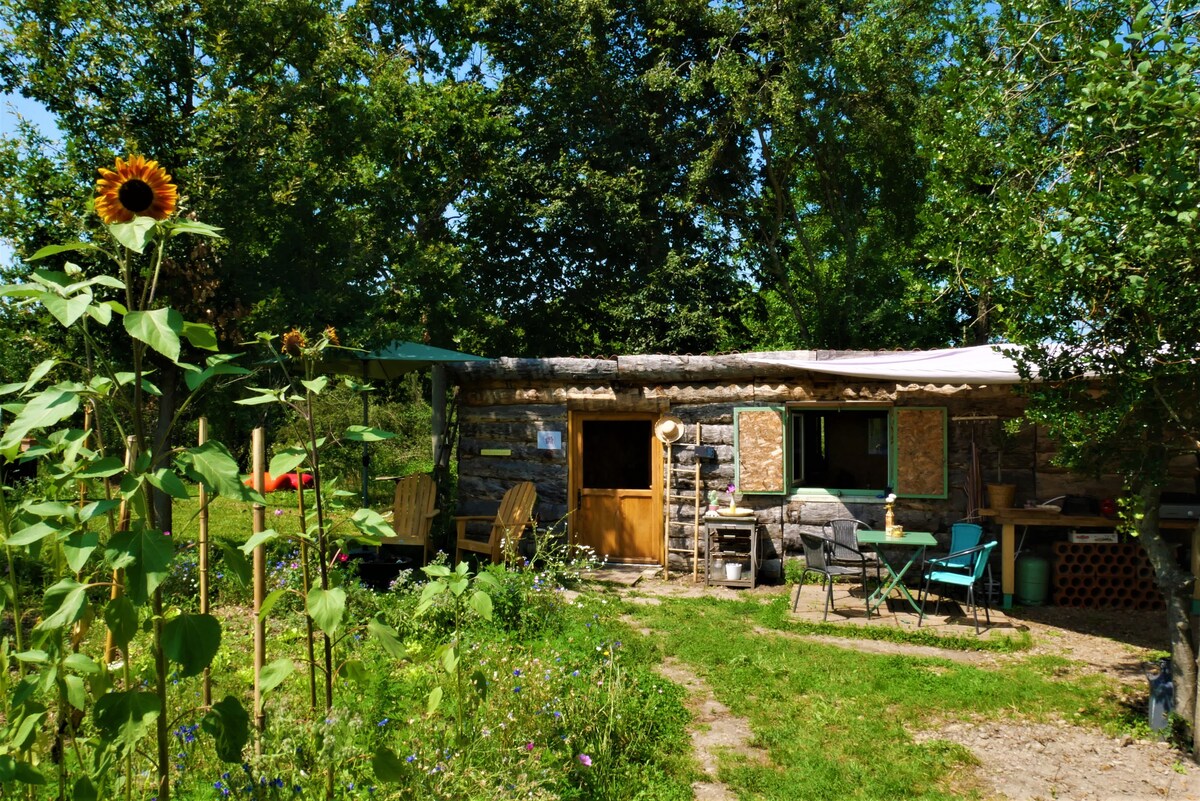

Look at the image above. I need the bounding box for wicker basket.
[987,483,1016,509]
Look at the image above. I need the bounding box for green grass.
[621,593,1132,801]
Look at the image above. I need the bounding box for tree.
[935,0,1200,738]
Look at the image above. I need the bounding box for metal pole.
[251,427,266,751]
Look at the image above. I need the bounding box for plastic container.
[1016,555,1050,606]
[725,562,744,581]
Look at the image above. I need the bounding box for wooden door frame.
[568,410,663,562]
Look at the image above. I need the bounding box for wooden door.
[569,412,662,564]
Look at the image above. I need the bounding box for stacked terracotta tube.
[1052,542,1165,610]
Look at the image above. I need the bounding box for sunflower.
[94,155,178,224]
[323,325,340,347]
[280,329,307,358]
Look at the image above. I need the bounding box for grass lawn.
[619,592,1134,801]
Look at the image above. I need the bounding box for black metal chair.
[917,541,997,634]
[794,532,872,621]
[825,518,882,582]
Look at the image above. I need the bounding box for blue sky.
[1,92,60,267]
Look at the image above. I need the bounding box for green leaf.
[183,358,251,392]
[35,579,91,632]
[259,657,294,695]
[40,289,93,328]
[107,217,157,253]
[470,669,489,701]
[201,695,250,763]
[469,590,493,621]
[350,508,391,542]
[372,748,411,783]
[269,446,309,477]
[163,613,221,677]
[164,219,224,239]
[105,528,173,605]
[76,456,124,479]
[344,426,397,442]
[340,658,368,684]
[104,596,138,651]
[64,652,101,674]
[124,308,183,363]
[28,241,102,261]
[146,468,191,500]
[426,685,443,715]
[22,359,58,391]
[306,586,346,636]
[14,649,49,664]
[367,617,407,659]
[300,376,329,394]
[440,646,458,674]
[7,521,62,547]
[0,383,82,460]
[215,540,251,586]
[258,588,288,620]
[93,691,160,755]
[234,390,280,406]
[63,530,99,573]
[72,777,98,801]
[177,441,246,498]
[64,674,87,710]
[181,320,218,351]
[423,564,452,578]
[240,528,280,554]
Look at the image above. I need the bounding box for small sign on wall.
[537,430,562,450]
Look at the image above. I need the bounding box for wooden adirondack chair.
[455,481,537,564]
[383,473,439,564]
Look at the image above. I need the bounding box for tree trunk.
[1136,482,1196,733]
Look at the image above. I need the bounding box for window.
[733,405,947,499]
[792,408,889,492]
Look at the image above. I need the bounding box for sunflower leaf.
[28,242,102,261]
[107,217,158,254]
[164,219,224,239]
[181,321,218,351]
[124,308,183,362]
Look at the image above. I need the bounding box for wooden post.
[432,365,447,472]
[693,423,701,583]
[251,427,267,750]
[103,436,137,665]
[198,418,212,707]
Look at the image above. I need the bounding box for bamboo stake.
[198,418,212,707]
[103,436,137,665]
[663,437,672,580]
[251,427,267,752]
[297,482,318,710]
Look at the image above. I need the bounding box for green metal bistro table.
[857,530,938,615]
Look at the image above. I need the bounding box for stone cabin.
[445,348,1139,580]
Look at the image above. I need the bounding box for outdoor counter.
[979,508,1195,609]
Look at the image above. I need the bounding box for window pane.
[581,420,652,490]
[792,409,889,491]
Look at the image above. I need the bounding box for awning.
[751,345,1029,384]
[322,340,491,381]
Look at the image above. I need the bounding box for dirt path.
[617,574,1200,801]
[656,658,769,801]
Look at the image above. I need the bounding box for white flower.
[885,493,897,504]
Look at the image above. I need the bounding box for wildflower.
[338,552,349,563]
[94,155,178,224]
[281,328,307,357]
[577,754,592,767]
[274,509,284,517]
[513,669,521,677]
[524,742,534,752]
[163,530,171,537]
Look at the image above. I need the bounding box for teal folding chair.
[927,522,982,570]
[918,540,997,634]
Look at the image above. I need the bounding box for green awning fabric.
[322,341,490,381]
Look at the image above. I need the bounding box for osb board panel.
[736,408,785,493]
[895,408,945,496]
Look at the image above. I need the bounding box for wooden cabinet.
[704,517,758,588]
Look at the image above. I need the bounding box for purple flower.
[274,509,284,517]
[524,742,534,752]
[577,754,592,767]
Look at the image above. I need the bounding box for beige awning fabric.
[750,345,1030,385]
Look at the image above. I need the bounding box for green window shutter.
[889,407,948,499]
[733,406,787,494]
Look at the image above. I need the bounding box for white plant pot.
[725,562,744,581]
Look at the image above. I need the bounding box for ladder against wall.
[664,423,703,581]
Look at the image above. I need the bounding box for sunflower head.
[323,325,340,347]
[280,329,307,358]
[95,155,178,224]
